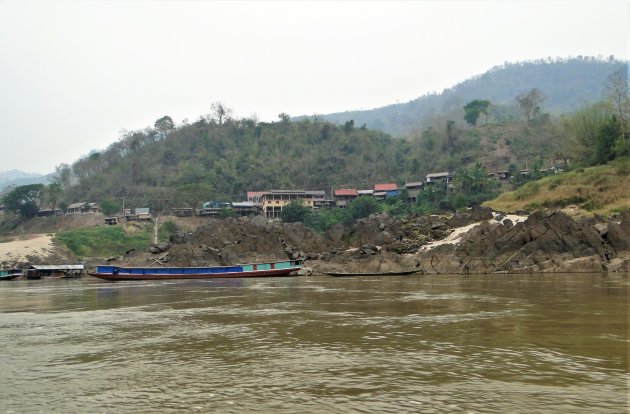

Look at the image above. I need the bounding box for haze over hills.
[311,57,626,137]
[0,170,51,193]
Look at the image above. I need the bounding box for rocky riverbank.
[129,206,629,274]
[6,206,626,275]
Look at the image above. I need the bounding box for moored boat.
[90,260,302,281]
[0,269,22,281]
[324,269,420,277]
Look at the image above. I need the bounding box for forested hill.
[314,57,626,137]
[60,118,412,211]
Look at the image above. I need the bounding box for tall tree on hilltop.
[210,102,233,126]
[154,116,175,140]
[463,100,490,126]
[605,69,629,155]
[278,113,291,124]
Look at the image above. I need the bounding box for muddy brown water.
[0,273,627,413]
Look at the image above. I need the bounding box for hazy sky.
[0,0,628,175]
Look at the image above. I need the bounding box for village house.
[36,208,63,217]
[334,189,359,208]
[426,172,453,184]
[125,207,151,221]
[231,202,262,216]
[373,183,398,200]
[198,201,229,217]
[260,190,326,219]
[404,181,424,204]
[66,202,100,215]
[170,207,194,217]
[305,190,327,208]
[246,191,265,204]
[104,217,119,225]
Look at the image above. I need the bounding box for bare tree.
[516,88,546,121]
[210,102,233,126]
[605,69,629,145]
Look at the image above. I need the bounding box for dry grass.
[484,158,630,217]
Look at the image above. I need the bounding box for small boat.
[324,269,420,277]
[0,269,22,281]
[90,260,302,281]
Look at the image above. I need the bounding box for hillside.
[314,58,626,137]
[61,118,410,210]
[46,114,572,213]
[484,158,630,216]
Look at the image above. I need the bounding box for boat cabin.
[25,265,85,279]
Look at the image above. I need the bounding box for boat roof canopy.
[29,265,85,270]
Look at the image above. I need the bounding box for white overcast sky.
[0,0,628,174]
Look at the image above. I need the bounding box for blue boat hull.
[90,261,302,281]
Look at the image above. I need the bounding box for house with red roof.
[373,183,399,199]
[333,188,359,208]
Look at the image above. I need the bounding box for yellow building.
[261,190,326,219]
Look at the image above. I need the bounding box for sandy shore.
[0,234,55,263]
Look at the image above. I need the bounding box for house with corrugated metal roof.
[66,202,100,215]
[404,181,424,204]
[37,208,63,217]
[426,172,453,184]
[125,207,152,221]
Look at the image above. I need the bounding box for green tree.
[463,100,490,126]
[280,201,311,223]
[2,184,44,218]
[154,115,175,139]
[100,198,122,216]
[278,113,291,124]
[346,196,381,222]
[453,167,472,193]
[595,116,621,164]
[343,120,355,134]
[469,162,489,193]
[175,183,212,215]
[45,182,63,211]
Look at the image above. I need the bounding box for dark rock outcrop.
[417,210,627,274]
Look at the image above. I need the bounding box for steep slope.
[484,159,630,216]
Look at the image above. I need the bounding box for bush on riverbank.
[55,224,153,259]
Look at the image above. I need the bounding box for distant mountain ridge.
[312,57,627,137]
[0,170,52,193]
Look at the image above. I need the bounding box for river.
[0,273,627,413]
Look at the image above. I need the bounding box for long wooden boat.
[0,269,22,281]
[324,269,420,277]
[90,260,302,281]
